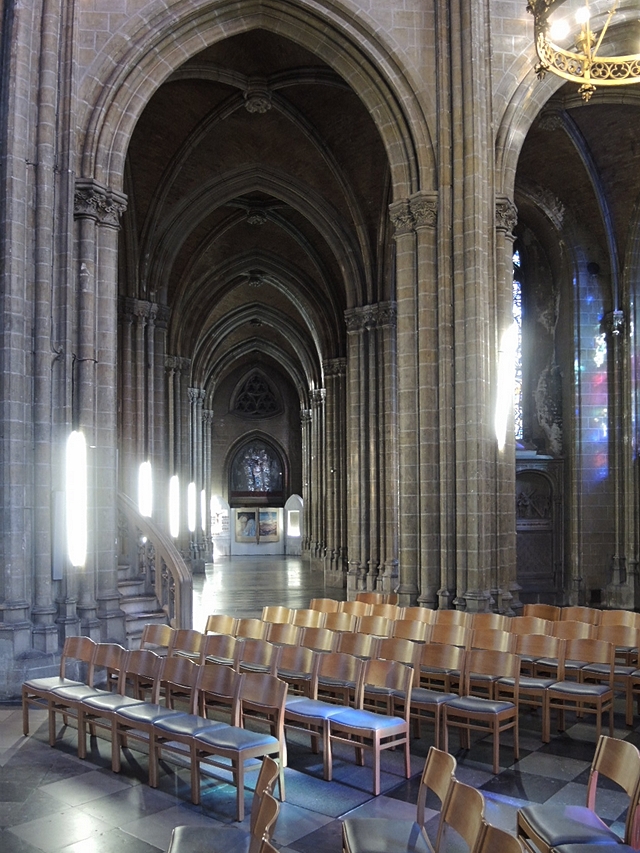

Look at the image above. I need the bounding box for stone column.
[300,408,312,554]
[376,304,399,595]
[323,358,348,586]
[201,409,214,561]
[345,311,366,593]
[188,387,206,570]
[309,388,326,570]
[119,305,136,496]
[390,200,420,605]
[495,197,521,614]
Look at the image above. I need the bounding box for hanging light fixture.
[527,0,640,101]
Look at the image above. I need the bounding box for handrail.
[118,491,193,629]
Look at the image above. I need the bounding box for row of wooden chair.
[523,602,640,628]
[342,745,524,853]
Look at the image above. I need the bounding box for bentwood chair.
[478,824,525,853]
[410,643,464,747]
[199,632,238,667]
[342,746,457,853]
[561,605,601,625]
[523,603,561,621]
[392,618,430,643]
[433,609,470,628]
[140,623,174,654]
[309,598,340,613]
[434,780,486,853]
[204,613,237,636]
[300,626,338,653]
[262,605,294,625]
[517,735,640,853]
[292,608,326,629]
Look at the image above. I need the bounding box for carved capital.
[323,357,347,377]
[165,355,191,374]
[300,408,312,424]
[345,301,397,333]
[389,199,413,238]
[311,388,326,405]
[188,387,206,405]
[202,409,214,424]
[495,197,518,236]
[244,82,272,113]
[410,192,437,229]
[74,178,127,226]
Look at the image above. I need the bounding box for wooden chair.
[262,605,294,624]
[409,643,464,747]
[470,612,510,631]
[204,613,237,635]
[22,635,96,739]
[478,824,525,853]
[276,644,317,697]
[194,673,287,820]
[552,620,596,641]
[168,628,204,660]
[339,600,372,619]
[600,609,640,629]
[403,606,436,624]
[561,605,601,625]
[584,624,640,726]
[543,638,615,743]
[48,642,127,753]
[78,649,162,764]
[518,735,640,852]
[370,603,403,621]
[336,631,378,660]
[392,618,430,643]
[434,779,486,853]
[341,746,457,853]
[523,603,561,621]
[140,623,174,654]
[292,608,326,628]
[327,658,413,795]
[433,609,470,628]
[356,614,392,638]
[198,661,244,724]
[377,636,421,670]
[324,611,358,633]
[265,621,302,647]
[283,652,364,775]
[443,649,520,774]
[309,597,340,613]
[509,615,552,637]
[166,758,280,853]
[235,617,269,640]
[430,622,470,649]
[300,626,338,653]
[199,632,238,667]
[355,592,385,605]
[235,638,282,675]
[459,629,517,698]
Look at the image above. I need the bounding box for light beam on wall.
[169,475,180,538]
[66,430,87,567]
[200,489,206,532]
[495,323,519,452]
[138,460,152,517]
[187,481,196,533]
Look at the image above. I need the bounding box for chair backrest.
[596,623,640,651]
[276,644,316,692]
[199,632,237,666]
[514,631,564,663]
[154,654,200,710]
[240,672,288,740]
[87,642,127,688]
[435,780,485,852]
[197,661,244,724]
[392,618,430,643]
[552,619,596,640]
[356,615,392,638]
[470,612,509,631]
[140,624,174,652]
[430,622,470,649]
[248,793,280,853]
[561,638,615,681]
[168,629,203,658]
[324,611,357,633]
[509,615,552,636]
[470,628,517,654]
[339,600,371,618]
[370,603,404,621]
[262,605,293,624]
[403,606,436,624]
[309,597,340,613]
[355,592,385,605]
[117,648,162,698]
[599,609,640,629]
[59,636,97,678]
[292,608,326,628]
[235,617,269,640]
[336,631,378,659]
[462,649,519,696]
[588,735,640,846]
[561,605,601,625]
[205,614,237,635]
[248,757,280,835]
[235,638,282,675]
[434,609,470,628]
[266,622,302,647]
[415,746,457,828]
[300,626,338,653]
[477,824,525,853]
[359,658,413,717]
[417,642,466,691]
[522,603,561,621]
[377,636,421,669]
[313,651,364,704]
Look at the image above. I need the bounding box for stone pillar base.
[395,583,418,608]
[462,588,492,614]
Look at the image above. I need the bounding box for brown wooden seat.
[235,638,282,675]
[470,612,510,631]
[561,605,601,625]
[517,735,640,853]
[551,619,596,641]
[339,600,372,618]
[355,592,385,605]
[336,631,378,660]
[199,632,238,667]
[433,609,470,628]
[235,618,269,640]
[443,648,520,774]
[276,644,317,697]
[262,605,294,624]
[168,628,204,660]
[403,606,436,624]
[309,598,340,613]
[140,623,174,654]
[478,823,525,853]
[408,643,465,748]
[291,608,326,629]
[204,614,238,635]
[265,621,302,647]
[509,615,553,637]
[324,611,358,633]
[356,614,392,638]
[392,618,430,643]
[430,622,470,649]
[370,603,404,621]
[300,626,338,653]
[523,603,561,621]
[434,779,486,853]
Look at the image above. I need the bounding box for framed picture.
[259,510,279,542]
[235,509,258,542]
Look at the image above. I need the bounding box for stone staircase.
[117,561,169,649]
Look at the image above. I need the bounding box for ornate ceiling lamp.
[527,0,640,101]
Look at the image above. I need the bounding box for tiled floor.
[2,557,636,853]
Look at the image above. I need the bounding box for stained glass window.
[513,250,523,441]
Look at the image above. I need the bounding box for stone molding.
[390,192,438,236]
[323,357,347,377]
[74,178,127,226]
[165,355,191,373]
[310,388,326,405]
[518,181,565,230]
[188,387,206,404]
[344,301,397,333]
[389,199,413,237]
[121,297,160,321]
[300,408,312,423]
[495,197,518,236]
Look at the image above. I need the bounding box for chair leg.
[235,758,245,822]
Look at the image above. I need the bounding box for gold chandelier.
[527,0,640,101]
